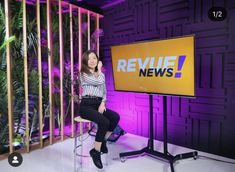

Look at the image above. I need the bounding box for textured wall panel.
[101,0,235,158]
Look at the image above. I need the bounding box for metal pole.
[149,94,154,150]
[163,96,168,155]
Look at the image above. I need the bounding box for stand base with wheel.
[119,95,198,172]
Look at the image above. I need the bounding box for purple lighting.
[101,0,235,159]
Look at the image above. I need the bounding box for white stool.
[74,116,91,171]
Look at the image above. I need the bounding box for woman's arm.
[99,81,107,114]
[81,72,105,85]
[102,81,107,103]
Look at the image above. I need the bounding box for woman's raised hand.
[98,61,103,73]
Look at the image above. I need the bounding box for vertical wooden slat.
[70,5,74,137]
[36,0,43,148]
[3,0,102,158]
[23,0,29,153]
[59,0,64,141]
[47,0,54,144]
[5,0,14,154]
[77,8,82,138]
[78,8,82,71]
[87,11,90,50]
[96,14,99,56]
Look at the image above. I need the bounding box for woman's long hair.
[80,50,99,75]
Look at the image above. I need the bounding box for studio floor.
[0,133,235,172]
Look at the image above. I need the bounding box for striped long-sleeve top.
[80,72,107,102]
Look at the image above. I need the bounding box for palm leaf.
[0,36,16,50]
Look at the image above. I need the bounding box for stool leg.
[74,122,77,172]
[80,121,83,165]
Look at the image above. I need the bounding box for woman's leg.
[94,142,102,152]
[104,131,112,140]
[79,105,110,150]
[100,109,120,153]
[79,105,110,169]
[102,108,120,133]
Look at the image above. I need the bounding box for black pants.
[79,97,120,142]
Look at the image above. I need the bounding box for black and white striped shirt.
[80,72,107,102]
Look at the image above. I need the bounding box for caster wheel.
[193,155,198,160]
[120,158,126,163]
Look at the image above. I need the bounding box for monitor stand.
[119,94,198,172]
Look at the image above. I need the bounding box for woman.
[79,50,120,169]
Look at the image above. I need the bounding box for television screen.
[111,35,195,97]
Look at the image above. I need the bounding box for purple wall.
[100,0,235,159]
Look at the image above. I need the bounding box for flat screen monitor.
[111,35,195,97]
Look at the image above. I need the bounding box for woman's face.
[88,52,98,70]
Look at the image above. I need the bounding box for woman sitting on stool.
[79,50,120,169]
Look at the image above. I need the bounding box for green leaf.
[0,36,16,50]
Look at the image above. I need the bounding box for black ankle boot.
[89,148,103,169]
[101,140,108,154]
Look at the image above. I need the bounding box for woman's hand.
[94,61,102,77]
[97,61,102,73]
[98,101,106,114]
